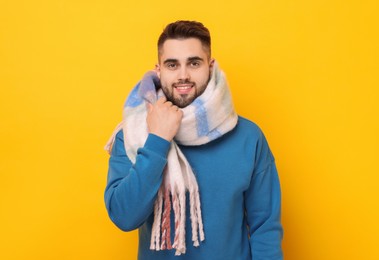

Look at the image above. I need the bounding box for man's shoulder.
[236,115,275,162]
[236,115,264,138]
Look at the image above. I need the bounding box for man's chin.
[173,96,193,108]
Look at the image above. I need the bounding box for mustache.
[172,80,195,87]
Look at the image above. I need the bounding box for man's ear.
[209,58,215,70]
[155,64,161,78]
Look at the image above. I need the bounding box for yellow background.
[1,0,378,259]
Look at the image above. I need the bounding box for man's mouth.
[174,84,194,94]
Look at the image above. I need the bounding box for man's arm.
[244,131,283,259]
[104,131,170,231]
[104,96,183,231]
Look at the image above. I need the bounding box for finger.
[146,102,153,112]
[157,96,167,104]
[177,109,183,117]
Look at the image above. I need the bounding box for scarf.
[105,61,238,255]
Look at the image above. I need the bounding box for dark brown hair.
[157,20,211,59]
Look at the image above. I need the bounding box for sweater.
[104,116,283,259]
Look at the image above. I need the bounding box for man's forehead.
[159,38,209,62]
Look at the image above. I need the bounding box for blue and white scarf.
[105,61,238,255]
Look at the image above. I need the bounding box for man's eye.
[167,63,177,69]
[190,62,200,67]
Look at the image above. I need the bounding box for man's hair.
[157,20,211,59]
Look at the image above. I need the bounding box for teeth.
[176,86,192,90]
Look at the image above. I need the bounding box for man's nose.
[178,66,190,81]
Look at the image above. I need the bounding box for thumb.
[146,102,153,112]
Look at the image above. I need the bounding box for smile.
[174,84,194,94]
[176,85,192,89]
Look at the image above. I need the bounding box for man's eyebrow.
[163,59,178,64]
[187,56,204,62]
[163,57,204,64]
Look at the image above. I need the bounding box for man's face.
[156,38,214,108]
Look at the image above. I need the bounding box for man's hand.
[146,96,183,142]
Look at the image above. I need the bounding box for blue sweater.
[105,116,283,259]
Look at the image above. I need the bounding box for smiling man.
[104,21,283,259]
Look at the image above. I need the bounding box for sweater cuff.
[143,133,171,158]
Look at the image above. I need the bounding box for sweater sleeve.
[244,130,283,259]
[104,130,170,231]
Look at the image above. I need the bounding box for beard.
[160,79,210,108]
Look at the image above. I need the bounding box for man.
[104,20,283,259]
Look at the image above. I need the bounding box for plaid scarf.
[105,61,238,255]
